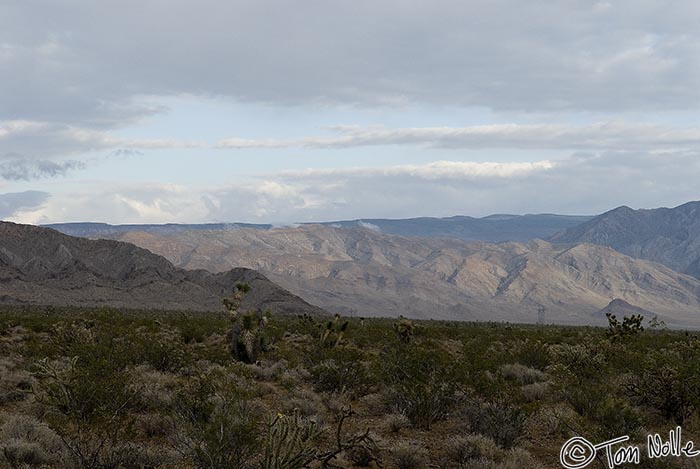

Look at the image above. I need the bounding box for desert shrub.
[499,363,546,385]
[33,354,136,422]
[383,413,410,433]
[594,396,643,438]
[0,357,32,404]
[521,382,550,402]
[381,343,464,429]
[549,343,607,381]
[132,329,191,372]
[625,340,700,424]
[251,359,289,381]
[358,392,386,416]
[309,347,375,397]
[462,399,526,449]
[389,441,428,469]
[129,364,180,410]
[443,434,501,467]
[170,366,261,468]
[281,389,324,420]
[0,415,65,467]
[549,343,611,417]
[515,339,551,370]
[440,435,539,469]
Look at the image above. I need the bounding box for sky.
[2,0,700,224]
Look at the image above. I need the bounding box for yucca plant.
[262,412,322,469]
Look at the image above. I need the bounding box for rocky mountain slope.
[550,201,700,277]
[0,222,324,315]
[107,225,700,327]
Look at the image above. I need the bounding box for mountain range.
[45,213,591,244]
[105,225,700,327]
[12,200,700,327]
[0,222,323,315]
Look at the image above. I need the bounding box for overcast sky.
[2,0,700,224]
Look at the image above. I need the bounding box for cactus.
[393,316,415,343]
[223,283,269,363]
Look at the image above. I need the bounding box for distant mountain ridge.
[44,222,272,237]
[106,225,700,327]
[0,222,323,315]
[550,201,700,278]
[45,213,592,243]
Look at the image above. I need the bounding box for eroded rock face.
[0,221,325,316]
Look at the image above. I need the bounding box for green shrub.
[311,360,374,397]
[381,343,464,429]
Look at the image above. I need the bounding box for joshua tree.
[320,314,349,348]
[606,313,644,342]
[393,316,415,343]
[223,283,269,363]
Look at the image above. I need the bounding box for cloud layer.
[6,151,700,224]
[3,0,700,129]
[217,123,700,151]
[3,1,700,222]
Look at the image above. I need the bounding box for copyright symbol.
[560,436,596,469]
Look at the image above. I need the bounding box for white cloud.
[279,160,556,180]
[11,150,700,225]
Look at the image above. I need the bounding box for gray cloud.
[2,0,700,129]
[0,120,204,159]
[0,191,50,218]
[217,123,700,151]
[0,158,85,181]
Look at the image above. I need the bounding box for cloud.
[0,120,204,159]
[278,160,556,180]
[0,191,50,219]
[11,149,700,225]
[2,0,700,130]
[217,123,700,152]
[0,158,85,181]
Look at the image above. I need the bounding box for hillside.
[0,222,324,315]
[550,201,700,277]
[108,225,700,327]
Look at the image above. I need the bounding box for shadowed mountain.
[314,214,593,242]
[45,213,592,243]
[594,299,655,320]
[0,222,324,315]
[550,201,700,278]
[104,225,700,327]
